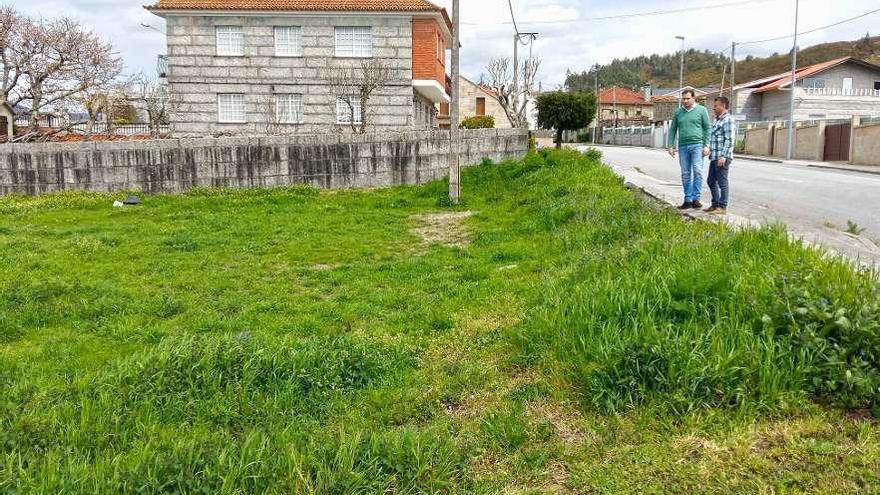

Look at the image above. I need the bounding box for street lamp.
[785,0,800,160]
[676,36,685,108]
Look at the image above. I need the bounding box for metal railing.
[802,87,880,97]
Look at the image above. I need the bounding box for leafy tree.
[536,91,596,149]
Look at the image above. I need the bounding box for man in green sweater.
[666,88,711,209]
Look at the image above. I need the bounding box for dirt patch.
[411,211,473,248]
[528,399,589,447]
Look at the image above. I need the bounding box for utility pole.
[512,32,538,127]
[593,64,599,145]
[785,0,800,160]
[730,42,737,102]
[449,0,460,204]
[676,35,685,107]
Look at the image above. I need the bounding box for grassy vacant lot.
[1,149,879,494]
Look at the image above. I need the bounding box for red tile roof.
[147,0,443,13]
[146,0,451,31]
[598,87,650,105]
[752,57,851,93]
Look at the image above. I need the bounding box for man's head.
[681,88,696,109]
[714,96,730,116]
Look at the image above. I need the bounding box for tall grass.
[507,149,880,415]
[1,147,878,492]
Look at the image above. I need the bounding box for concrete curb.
[805,164,880,176]
[734,154,782,164]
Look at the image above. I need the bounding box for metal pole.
[593,64,599,145]
[449,0,460,204]
[730,42,737,102]
[786,0,799,160]
[676,36,685,108]
[512,34,519,106]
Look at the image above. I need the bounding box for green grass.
[2,149,879,494]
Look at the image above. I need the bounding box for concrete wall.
[851,123,880,166]
[743,127,773,156]
[761,88,880,120]
[0,129,528,196]
[792,123,824,161]
[164,14,416,136]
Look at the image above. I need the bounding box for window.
[475,97,486,116]
[802,78,826,89]
[437,34,443,60]
[274,26,302,57]
[875,81,880,91]
[336,97,362,124]
[217,93,245,123]
[276,94,303,123]
[335,26,372,57]
[216,26,244,56]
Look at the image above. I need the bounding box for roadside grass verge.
[1,148,878,493]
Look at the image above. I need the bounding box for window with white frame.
[336,97,362,124]
[217,93,246,123]
[216,26,244,56]
[276,94,304,123]
[335,26,372,57]
[274,26,303,56]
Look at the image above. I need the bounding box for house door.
[824,123,851,162]
[476,97,486,116]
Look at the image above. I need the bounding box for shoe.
[710,208,727,215]
[703,206,718,213]
[678,201,693,210]
[691,201,703,209]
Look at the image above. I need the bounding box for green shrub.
[460,115,495,129]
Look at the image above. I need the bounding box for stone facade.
[163,13,428,136]
[457,76,512,128]
[0,129,529,196]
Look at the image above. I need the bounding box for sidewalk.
[734,154,880,176]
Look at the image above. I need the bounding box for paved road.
[583,145,880,265]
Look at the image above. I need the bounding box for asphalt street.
[584,145,880,265]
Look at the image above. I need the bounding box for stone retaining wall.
[0,129,529,196]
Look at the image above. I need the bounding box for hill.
[565,34,880,91]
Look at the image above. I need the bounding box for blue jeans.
[678,143,704,202]
[708,158,731,208]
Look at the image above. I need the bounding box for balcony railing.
[801,87,880,97]
[157,55,168,79]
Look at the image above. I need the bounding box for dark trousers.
[707,159,730,208]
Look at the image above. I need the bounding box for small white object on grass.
[113,201,124,208]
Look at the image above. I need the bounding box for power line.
[463,0,777,26]
[737,6,880,45]
[507,0,520,35]
[706,6,879,57]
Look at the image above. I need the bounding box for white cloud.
[8,0,878,86]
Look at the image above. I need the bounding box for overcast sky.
[7,0,879,87]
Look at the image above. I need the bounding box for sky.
[8,0,879,88]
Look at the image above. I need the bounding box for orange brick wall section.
[412,18,446,87]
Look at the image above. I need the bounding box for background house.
[0,101,13,140]
[146,0,452,136]
[597,87,653,126]
[650,87,715,123]
[438,75,514,129]
[717,57,880,121]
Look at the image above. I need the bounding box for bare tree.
[0,6,26,107]
[132,75,174,138]
[324,58,392,134]
[481,57,541,129]
[2,10,122,133]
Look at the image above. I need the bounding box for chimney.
[642,85,652,102]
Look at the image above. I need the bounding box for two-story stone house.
[145,0,452,136]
